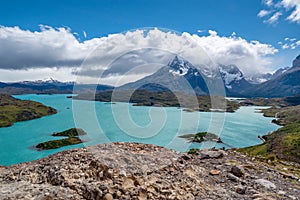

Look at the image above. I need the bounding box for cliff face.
[0,142,299,200]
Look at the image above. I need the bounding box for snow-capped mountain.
[218,64,251,94]
[19,78,75,86]
[218,64,243,89]
[167,56,203,77]
[119,56,209,95]
[119,56,252,95]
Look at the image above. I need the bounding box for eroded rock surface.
[0,142,299,199]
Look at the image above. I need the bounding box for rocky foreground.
[0,142,299,200]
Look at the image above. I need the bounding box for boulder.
[230,165,245,177]
[200,150,224,159]
[255,179,276,189]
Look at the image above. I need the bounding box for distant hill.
[0,79,113,95]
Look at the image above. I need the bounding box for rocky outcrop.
[0,142,299,199]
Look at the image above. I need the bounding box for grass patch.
[239,143,268,157]
[36,137,83,150]
[0,94,57,127]
[238,121,300,163]
[187,148,200,155]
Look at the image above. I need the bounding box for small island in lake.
[52,128,87,137]
[179,132,223,143]
[36,128,87,150]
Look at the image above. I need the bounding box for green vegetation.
[52,128,87,137]
[238,95,300,163]
[36,128,87,150]
[194,132,209,142]
[36,137,83,150]
[187,148,200,155]
[74,90,240,112]
[239,122,300,163]
[261,105,300,126]
[0,94,57,127]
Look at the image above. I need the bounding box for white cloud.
[282,44,290,49]
[281,0,300,23]
[0,26,278,84]
[264,0,274,7]
[258,9,272,17]
[264,12,282,24]
[259,0,300,24]
[197,30,205,33]
[208,30,218,37]
[278,37,300,49]
[83,31,87,38]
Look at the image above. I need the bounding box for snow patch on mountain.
[167,56,195,76]
[19,78,74,86]
[218,64,243,89]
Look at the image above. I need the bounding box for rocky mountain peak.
[292,54,300,68]
[168,56,196,76]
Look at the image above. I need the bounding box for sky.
[0,0,300,84]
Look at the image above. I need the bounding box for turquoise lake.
[0,94,280,166]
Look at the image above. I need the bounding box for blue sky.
[0,0,299,83]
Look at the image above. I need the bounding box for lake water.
[0,94,280,166]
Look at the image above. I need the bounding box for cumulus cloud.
[208,30,218,37]
[0,25,278,84]
[259,0,300,24]
[0,25,93,69]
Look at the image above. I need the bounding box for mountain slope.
[119,56,210,95]
[244,55,300,97]
[119,56,252,96]
[218,64,252,95]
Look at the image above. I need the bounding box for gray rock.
[227,173,240,182]
[230,165,244,177]
[255,179,276,189]
[200,150,224,159]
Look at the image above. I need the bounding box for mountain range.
[0,55,299,98]
[0,79,113,95]
[118,55,300,97]
[244,55,300,97]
